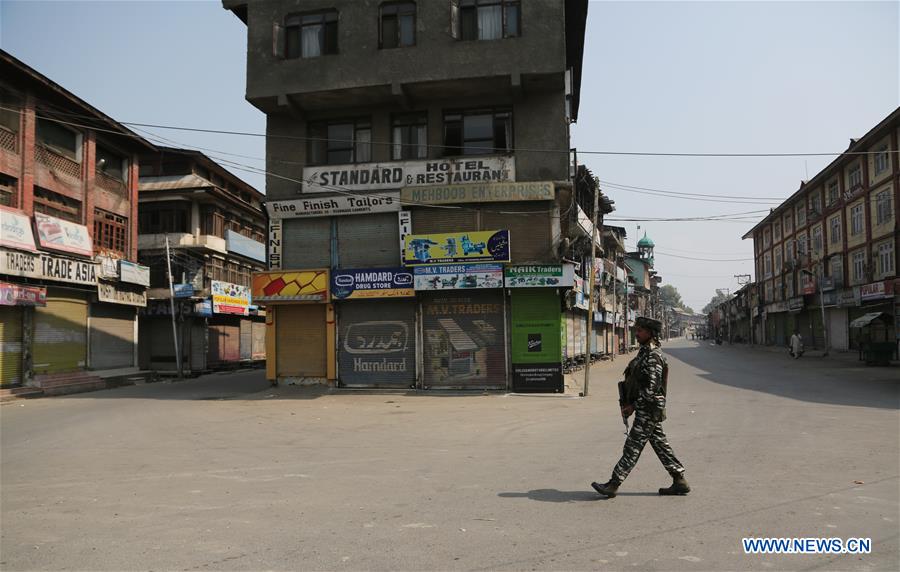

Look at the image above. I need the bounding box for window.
[392,113,427,160]
[36,117,80,161]
[785,273,795,298]
[850,203,864,236]
[826,179,839,206]
[829,255,843,285]
[443,109,512,156]
[94,209,127,256]
[308,119,371,166]
[876,240,894,277]
[785,239,795,264]
[459,0,520,40]
[96,144,127,181]
[774,276,783,301]
[763,227,771,249]
[773,221,781,243]
[875,190,893,225]
[285,11,338,58]
[380,2,415,48]
[765,281,774,303]
[809,192,822,216]
[847,162,862,189]
[764,253,772,278]
[138,203,189,234]
[852,249,866,283]
[33,186,81,222]
[201,206,225,238]
[795,202,806,228]
[783,212,793,236]
[811,225,823,254]
[873,144,890,176]
[0,174,16,207]
[796,232,808,255]
[0,88,21,134]
[774,248,782,274]
[829,214,841,245]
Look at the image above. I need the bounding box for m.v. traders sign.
[303,156,515,193]
[0,248,97,285]
[266,193,400,220]
[331,268,414,300]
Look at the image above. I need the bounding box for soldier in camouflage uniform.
[592,317,690,498]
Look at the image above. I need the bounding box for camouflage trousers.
[611,412,684,483]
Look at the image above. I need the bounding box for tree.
[658,284,684,309]
[702,289,733,314]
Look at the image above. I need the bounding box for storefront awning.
[849,312,887,328]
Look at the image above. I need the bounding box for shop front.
[849,281,896,349]
[91,280,146,370]
[0,282,46,387]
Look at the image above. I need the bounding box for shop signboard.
[800,272,817,295]
[251,270,329,303]
[211,280,251,315]
[173,283,194,298]
[96,255,119,280]
[788,296,804,312]
[504,264,575,288]
[119,260,150,287]
[398,210,412,264]
[331,267,414,300]
[404,230,510,265]
[194,299,213,317]
[510,290,563,393]
[302,156,515,193]
[413,264,503,291]
[33,212,92,257]
[0,281,46,306]
[97,282,147,307]
[401,181,552,205]
[839,287,860,307]
[0,207,37,252]
[859,280,893,301]
[269,219,282,270]
[0,248,97,285]
[266,193,401,220]
[224,230,265,262]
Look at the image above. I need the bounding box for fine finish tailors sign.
[404,230,510,266]
[266,193,401,220]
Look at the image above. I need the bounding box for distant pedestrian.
[790,331,804,359]
[592,317,690,498]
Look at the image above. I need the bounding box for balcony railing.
[0,127,17,153]
[35,145,82,181]
[96,171,127,195]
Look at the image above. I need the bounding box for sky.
[2,0,898,312]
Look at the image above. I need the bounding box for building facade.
[743,107,899,353]
[227,0,590,391]
[137,148,268,374]
[1,50,155,394]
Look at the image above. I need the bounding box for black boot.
[591,478,621,498]
[659,473,690,495]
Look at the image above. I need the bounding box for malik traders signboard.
[211,280,251,315]
[401,181,553,205]
[414,264,503,291]
[251,270,329,303]
[404,230,510,265]
[504,264,575,288]
[331,267,414,300]
[0,248,97,285]
[266,193,400,220]
[302,156,515,193]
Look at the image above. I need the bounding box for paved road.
[2,341,898,571]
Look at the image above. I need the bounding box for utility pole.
[165,235,183,379]
[611,253,618,361]
[583,179,601,397]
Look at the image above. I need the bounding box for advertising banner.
[331,267,414,300]
[119,260,150,287]
[800,272,817,295]
[33,212,92,257]
[402,181,553,205]
[211,280,251,315]
[504,264,575,288]
[97,282,147,307]
[173,284,194,298]
[251,270,329,303]
[0,281,46,306]
[414,264,503,291]
[269,219,282,270]
[194,299,213,317]
[0,248,97,285]
[225,229,266,262]
[0,207,37,252]
[859,280,893,301]
[266,193,400,220]
[510,289,563,392]
[404,229,510,265]
[302,156,515,193]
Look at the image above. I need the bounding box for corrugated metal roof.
[139,174,213,192]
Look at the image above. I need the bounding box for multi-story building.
[137,147,268,374]
[226,0,590,391]
[0,50,155,396]
[743,107,898,352]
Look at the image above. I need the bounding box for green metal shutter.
[33,291,87,375]
[282,217,331,269]
[1,307,24,386]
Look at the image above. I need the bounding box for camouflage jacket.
[622,343,667,421]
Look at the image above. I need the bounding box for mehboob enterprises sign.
[302,156,515,193]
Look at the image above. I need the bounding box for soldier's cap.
[634,316,662,334]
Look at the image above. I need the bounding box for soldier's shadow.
[498,489,658,502]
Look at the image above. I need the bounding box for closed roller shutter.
[190,320,207,372]
[240,318,252,361]
[1,307,23,386]
[337,300,416,388]
[578,312,587,356]
[90,303,135,370]
[276,304,326,377]
[411,207,477,234]
[481,203,553,263]
[33,290,87,375]
[337,213,400,267]
[209,318,240,365]
[422,291,506,388]
[252,320,266,360]
[565,310,575,359]
[282,217,331,269]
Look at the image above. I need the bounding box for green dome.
[637,232,655,248]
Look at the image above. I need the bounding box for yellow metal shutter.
[276,304,326,377]
[1,307,24,386]
[33,291,87,375]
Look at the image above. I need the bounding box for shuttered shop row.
[275,304,327,378]
[34,290,87,375]
[281,214,400,269]
[337,300,415,388]
[90,303,135,370]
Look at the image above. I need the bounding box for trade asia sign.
[33,212,92,257]
[404,230,510,265]
[331,268,414,300]
[251,270,329,303]
[504,264,575,288]
[0,248,97,285]
[302,156,515,193]
[413,264,503,291]
[211,280,251,315]
[266,193,401,220]
[0,207,37,252]
[401,181,553,205]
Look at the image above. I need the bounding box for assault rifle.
[616,381,630,437]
